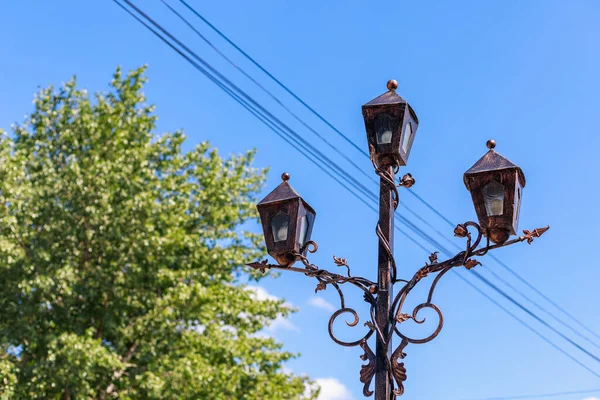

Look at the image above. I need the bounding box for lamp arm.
[386,223,549,396]
[247,241,380,346]
[246,224,549,398]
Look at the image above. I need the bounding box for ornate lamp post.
[247,80,549,399]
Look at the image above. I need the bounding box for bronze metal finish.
[374,164,396,399]
[398,173,415,188]
[248,88,548,398]
[247,222,549,398]
[362,81,419,167]
[256,174,316,266]
[464,141,526,243]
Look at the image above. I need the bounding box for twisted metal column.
[374,165,398,400]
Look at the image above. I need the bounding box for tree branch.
[100,341,137,399]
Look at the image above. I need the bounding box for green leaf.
[0,66,317,400]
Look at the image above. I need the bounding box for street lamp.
[256,172,316,266]
[247,81,549,399]
[463,139,526,244]
[362,79,418,167]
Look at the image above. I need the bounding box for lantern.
[464,140,526,244]
[362,80,419,167]
[257,173,316,266]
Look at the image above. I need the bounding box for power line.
[462,387,600,400]
[118,0,450,273]
[472,271,600,365]
[160,0,462,284]
[159,0,376,186]
[172,0,600,345]
[176,0,371,159]
[113,0,600,380]
[117,0,378,209]
[488,251,600,343]
[483,266,600,351]
[399,201,600,369]
[115,0,600,369]
[398,206,600,367]
[110,0,431,260]
[401,197,600,351]
[453,271,600,380]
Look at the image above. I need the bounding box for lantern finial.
[387,79,398,91]
[486,139,496,150]
[281,172,290,182]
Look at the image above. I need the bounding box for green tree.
[0,67,316,399]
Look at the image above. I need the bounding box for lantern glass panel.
[514,185,522,224]
[483,181,505,216]
[298,215,308,246]
[271,210,289,242]
[375,113,394,145]
[401,122,412,153]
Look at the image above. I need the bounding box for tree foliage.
[0,67,316,399]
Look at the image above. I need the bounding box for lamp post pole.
[375,165,395,400]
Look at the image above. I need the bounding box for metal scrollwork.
[246,222,550,398]
[359,340,376,397]
[328,308,375,347]
[248,244,379,351]
[391,339,408,397]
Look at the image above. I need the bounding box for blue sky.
[1,1,599,399]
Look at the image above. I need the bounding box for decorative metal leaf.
[398,173,415,188]
[464,259,481,270]
[246,259,269,274]
[396,313,412,324]
[333,255,351,277]
[391,339,408,397]
[315,281,327,293]
[428,251,439,265]
[359,340,376,397]
[523,226,550,244]
[333,255,347,266]
[453,223,468,238]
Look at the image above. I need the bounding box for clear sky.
[1,1,599,399]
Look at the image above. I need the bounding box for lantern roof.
[464,146,526,189]
[258,181,300,205]
[362,80,419,124]
[257,173,316,214]
[363,90,407,107]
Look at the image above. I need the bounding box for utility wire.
[462,387,600,400]
[159,0,462,283]
[483,266,600,351]
[172,0,600,345]
[472,271,600,365]
[111,0,431,260]
[487,251,600,343]
[400,199,600,368]
[117,0,378,209]
[402,197,600,351]
[399,203,600,366]
[176,0,371,159]
[453,271,600,380]
[113,0,600,379]
[119,0,445,268]
[159,0,376,186]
